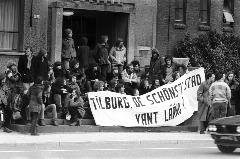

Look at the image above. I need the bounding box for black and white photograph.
[0,0,240,158]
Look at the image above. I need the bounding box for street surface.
[0,141,240,159]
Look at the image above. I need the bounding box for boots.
[39,119,46,126]
[52,119,59,126]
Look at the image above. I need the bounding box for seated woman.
[65,89,85,126]
[40,84,58,126]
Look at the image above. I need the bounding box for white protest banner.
[88,67,205,127]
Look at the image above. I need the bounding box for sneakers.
[3,127,12,133]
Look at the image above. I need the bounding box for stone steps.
[9,124,198,134]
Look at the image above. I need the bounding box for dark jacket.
[29,84,43,113]
[85,67,101,81]
[139,85,151,95]
[149,57,163,82]
[53,68,65,79]
[51,82,72,96]
[95,44,109,65]
[18,55,34,83]
[31,55,49,81]
[77,46,90,68]
[62,38,76,59]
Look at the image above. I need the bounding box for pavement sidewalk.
[0,131,213,146]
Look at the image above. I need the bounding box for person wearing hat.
[62,28,76,71]
[0,73,13,133]
[149,48,164,84]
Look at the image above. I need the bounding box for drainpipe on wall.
[167,0,171,53]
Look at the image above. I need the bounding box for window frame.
[0,0,24,52]
[175,0,187,24]
[223,0,234,27]
[199,0,211,25]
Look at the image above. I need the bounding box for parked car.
[208,115,240,153]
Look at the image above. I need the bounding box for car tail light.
[236,126,240,133]
[208,125,217,132]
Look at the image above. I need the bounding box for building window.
[0,0,20,51]
[200,0,210,25]
[223,0,234,26]
[175,0,186,23]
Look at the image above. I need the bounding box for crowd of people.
[0,28,189,135]
[197,71,240,134]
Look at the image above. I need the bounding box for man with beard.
[121,63,139,95]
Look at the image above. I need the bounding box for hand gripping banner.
[88,67,205,127]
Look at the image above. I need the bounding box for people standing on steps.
[62,28,76,71]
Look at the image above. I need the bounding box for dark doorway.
[62,9,129,50]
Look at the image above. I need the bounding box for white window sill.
[0,51,25,56]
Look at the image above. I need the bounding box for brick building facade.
[0,0,157,73]
[1,0,240,73]
[156,0,240,57]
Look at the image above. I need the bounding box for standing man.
[31,49,49,81]
[197,72,215,134]
[209,72,231,120]
[62,28,76,71]
[95,35,110,81]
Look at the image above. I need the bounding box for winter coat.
[18,55,34,83]
[95,44,110,65]
[149,57,163,82]
[62,38,76,59]
[77,46,90,68]
[197,81,211,121]
[29,84,43,113]
[31,55,49,81]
